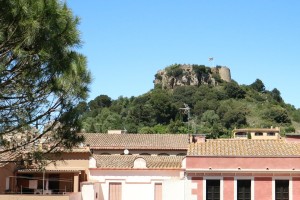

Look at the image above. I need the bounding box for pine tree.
[0,0,91,159]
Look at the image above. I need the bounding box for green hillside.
[77,64,300,138]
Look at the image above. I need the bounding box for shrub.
[263,107,291,124]
[155,73,162,81]
[166,64,183,77]
[224,82,246,99]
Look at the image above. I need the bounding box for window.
[267,132,275,136]
[158,153,169,156]
[237,180,251,200]
[255,132,263,136]
[206,180,220,200]
[275,180,289,200]
[109,183,122,200]
[235,132,247,137]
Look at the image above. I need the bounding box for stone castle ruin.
[154,64,231,89]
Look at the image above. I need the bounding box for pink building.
[186,137,300,200]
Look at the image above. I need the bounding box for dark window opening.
[275,180,289,200]
[158,153,169,156]
[236,132,247,137]
[237,180,251,200]
[206,180,220,200]
[268,132,275,136]
[140,153,151,155]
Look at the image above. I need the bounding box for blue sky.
[66,1,300,109]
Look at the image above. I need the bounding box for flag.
[208,57,214,61]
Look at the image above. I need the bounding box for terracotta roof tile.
[188,139,300,157]
[93,154,184,169]
[18,169,81,173]
[82,133,189,150]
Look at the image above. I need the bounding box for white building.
[81,133,189,200]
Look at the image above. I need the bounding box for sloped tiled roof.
[83,133,189,150]
[93,154,184,169]
[18,169,81,173]
[188,139,300,157]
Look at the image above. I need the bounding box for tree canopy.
[250,79,265,92]
[77,65,300,137]
[0,0,91,159]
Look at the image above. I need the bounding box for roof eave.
[91,147,188,150]
[187,155,300,158]
[186,168,300,173]
[89,167,184,171]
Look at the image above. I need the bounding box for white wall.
[123,184,153,200]
[163,180,185,200]
[82,179,186,200]
[83,169,184,200]
[81,182,104,200]
[81,184,95,200]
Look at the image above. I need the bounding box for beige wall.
[250,132,279,139]
[233,128,280,140]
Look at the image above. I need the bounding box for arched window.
[158,153,169,156]
[140,153,150,156]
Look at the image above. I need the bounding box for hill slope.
[77,64,300,137]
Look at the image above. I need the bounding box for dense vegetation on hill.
[76,65,300,138]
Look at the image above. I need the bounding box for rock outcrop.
[154,64,231,89]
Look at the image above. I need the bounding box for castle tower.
[218,67,231,82]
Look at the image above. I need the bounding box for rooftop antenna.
[179,103,191,133]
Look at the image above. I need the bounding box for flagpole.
[209,57,214,67]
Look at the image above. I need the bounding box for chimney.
[189,134,206,143]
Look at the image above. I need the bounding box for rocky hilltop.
[154,64,231,89]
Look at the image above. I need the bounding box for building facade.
[233,127,281,140]
[0,148,90,200]
[2,131,300,200]
[186,137,300,200]
[81,133,189,200]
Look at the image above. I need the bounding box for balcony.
[0,192,81,200]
